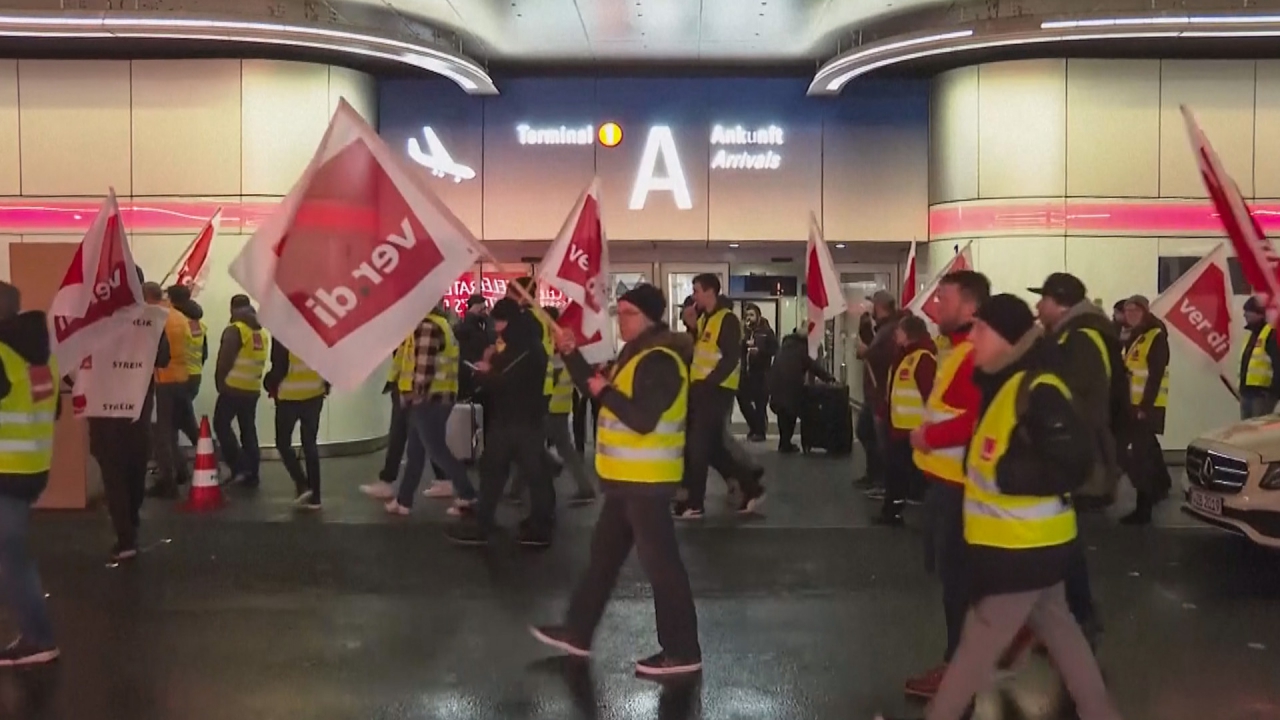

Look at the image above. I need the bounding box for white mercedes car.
[1183,416,1280,549]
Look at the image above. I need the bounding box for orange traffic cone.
[184,416,223,512]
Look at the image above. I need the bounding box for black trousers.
[566,490,701,660]
[572,390,600,454]
[1064,537,1096,629]
[924,479,969,662]
[275,397,324,502]
[213,393,260,480]
[1122,416,1171,496]
[775,408,797,447]
[89,419,150,548]
[882,435,921,518]
[856,402,883,481]
[176,375,202,446]
[735,372,769,437]
[152,383,191,487]
[683,387,759,509]
[475,417,555,534]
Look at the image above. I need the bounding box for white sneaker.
[384,500,411,516]
[360,481,396,500]
[423,481,455,499]
[447,497,475,517]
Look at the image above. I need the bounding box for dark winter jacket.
[563,323,691,495]
[1124,313,1169,434]
[215,306,263,397]
[860,313,899,411]
[768,333,835,416]
[1239,319,1280,396]
[454,309,494,399]
[1045,301,1124,501]
[741,314,777,377]
[479,306,548,425]
[967,330,1095,601]
[0,311,59,502]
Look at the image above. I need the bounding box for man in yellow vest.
[884,294,1120,720]
[879,315,935,526]
[143,282,191,499]
[674,273,765,519]
[1120,294,1172,525]
[264,340,328,510]
[1239,296,1280,419]
[530,284,702,677]
[165,284,206,446]
[213,294,267,487]
[0,282,60,665]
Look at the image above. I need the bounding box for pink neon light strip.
[930,198,1280,239]
[0,199,277,235]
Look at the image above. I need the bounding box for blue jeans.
[1240,391,1276,420]
[0,495,55,648]
[397,402,475,508]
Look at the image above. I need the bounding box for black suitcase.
[800,384,854,455]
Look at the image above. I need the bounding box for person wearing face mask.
[875,294,1120,720]
[1238,296,1280,419]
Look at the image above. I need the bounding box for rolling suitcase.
[800,384,854,456]
[447,403,483,463]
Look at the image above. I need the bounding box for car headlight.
[1261,464,1280,490]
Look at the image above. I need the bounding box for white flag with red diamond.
[228,99,481,390]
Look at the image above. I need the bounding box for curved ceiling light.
[0,12,497,95]
[809,14,1280,95]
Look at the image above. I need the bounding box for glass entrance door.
[830,266,894,402]
[660,263,730,331]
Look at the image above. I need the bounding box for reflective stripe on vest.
[913,340,973,484]
[0,344,58,474]
[595,346,688,484]
[395,333,416,393]
[426,314,460,395]
[1245,325,1275,389]
[535,311,556,396]
[225,322,267,391]
[1058,327,1111,380]
[692,308,741,391]
[1125,328,1169,408]
[550,366,574,414]
[889,348,933,431]
[964,371,1078,550]
[155,306,191,385]
[185,318,207,377]
[278,352,326,401]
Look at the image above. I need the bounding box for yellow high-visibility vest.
[395,332,416,393]
[596,347,688,484]
[0,345,57,475]
[185,318,207,377]
[425,314,459,396]
[1057,327,1111,379]
[1244,325,1275,389]
[1125,328,1169,408]
[964,372,1078,550]
[534,311,556,397]
[278,352,326,401]
[692,308,741,391]
[889,348,933,431]
[154,306,191,385]
[550,366,574,414]
[913,340,974,484]
[225,322,267,392]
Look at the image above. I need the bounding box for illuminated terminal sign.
[710,123,784,171]
[516,123,594,145]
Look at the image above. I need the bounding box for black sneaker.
[109,542,138,563]
[635,651,702,677]
[568,490,598,507]
[778,443,799,454]
[0,638,59,667]
[517,526,552,549]
[445,522,490,546]
[872,513,905,527]
[529,625,590,658]
[671,502,704,520]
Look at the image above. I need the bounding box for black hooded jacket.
[0,311,59,501]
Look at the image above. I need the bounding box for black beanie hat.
[491,297,520,322]
[975,293,1036,345]
[619,284,666,323]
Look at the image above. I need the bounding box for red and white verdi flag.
[806,213,846,358]
[1182,106,1280,321]
[228,100,481,391]
[1150,242,1238,380]
[908,242,973,327]
[901,239,918,307]
[538,179,614,364]
[171,207,221,297]
[49,188,144,371]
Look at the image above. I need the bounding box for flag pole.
[1219,373,1241,401]
[160,206,222,287]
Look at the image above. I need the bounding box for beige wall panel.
[131,59,242,197]
[19,60,132,196]
[241,60,330,197]
[0,62,19,196]
[973,236,1065,304]
[978,60,1067,199]
[1066,60,1161,198]
[929,67,979,204]
[328,66,377,126]
[825,123,928,242]
[1159,60,1255,198]
[0,235,17,282]
[1254,61,1280,198]
[1063,236,1159,310]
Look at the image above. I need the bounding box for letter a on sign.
[629,126,692,211]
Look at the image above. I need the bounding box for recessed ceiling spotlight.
[835,243,847,249]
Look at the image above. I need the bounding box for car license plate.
[1189,489,1223,516]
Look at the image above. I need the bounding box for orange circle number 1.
[598,122,623,148]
